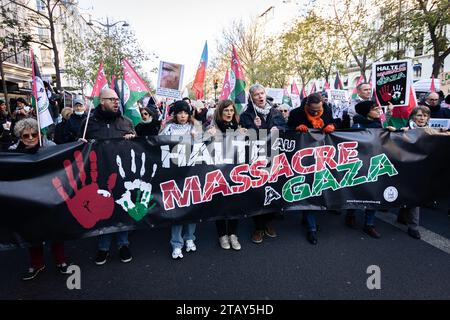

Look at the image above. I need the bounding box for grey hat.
[73,98,84,106]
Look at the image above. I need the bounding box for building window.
[40,48,53,68]
[36,0,45,11]
[413,64,422,78]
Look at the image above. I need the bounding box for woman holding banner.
[9,118,71,280]
[208,100,243,251]
[160,100,199,259]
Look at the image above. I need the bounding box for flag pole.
[31,50,43,147]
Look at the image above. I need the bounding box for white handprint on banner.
[115,150,158,222]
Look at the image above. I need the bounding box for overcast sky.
[78,0,303,88]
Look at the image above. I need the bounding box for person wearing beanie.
[352,100,383,129]
[159,100,199,259]
[346,100,383,239]
[78,88,136,266]
[135,107,161,136]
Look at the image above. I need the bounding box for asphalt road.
[0,208,449,300]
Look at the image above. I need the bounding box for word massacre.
[159,141,398,210]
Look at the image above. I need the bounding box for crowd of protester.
[1,82,449,281]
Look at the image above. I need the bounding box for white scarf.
[253,103,271,116]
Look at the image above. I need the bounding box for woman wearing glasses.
[135,107,161,137]
[9,118,55,152]
[9,118,70,280]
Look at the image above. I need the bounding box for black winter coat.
[287,104,336,130]
[79,107,135,140]
[239,104,287,130]
[352,115,383,129]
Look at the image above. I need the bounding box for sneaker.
[119,246,132,263]
[265,224,277,238]
[22,266,45,281]
[94,250,109,266]
[229,234,241,251]
[185,240,197,252]
[363,226,381,239]
[407,228,421,240]
[251,230,264,244]
[219,235,231,250]
[57,263,71,275]
[172,248,183,259]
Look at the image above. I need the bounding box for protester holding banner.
[80,88,135,266]
[159,100,199,259]
[240,84,286,244]
[209,100,243,251]
[7,118,70,280]
[344,100,385,239]
[287,93,337,245]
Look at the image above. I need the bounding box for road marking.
[376,212,450,255]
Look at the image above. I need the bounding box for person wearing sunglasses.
[277,103,290,121]
[135,107,161,137]
[9,118,55,153]
[79,88,136,266]
[8,118,71,280]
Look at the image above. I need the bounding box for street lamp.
[87,17,129,37]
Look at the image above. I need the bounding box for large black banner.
[1,129,449,249]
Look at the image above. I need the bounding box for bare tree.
[7,0,69,91]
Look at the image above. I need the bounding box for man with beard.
[80,88,136,266]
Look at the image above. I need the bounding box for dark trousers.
[253,213,274,231]
[215,219,239,237]
[29,241,66,269]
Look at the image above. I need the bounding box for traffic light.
[213,79,218,90]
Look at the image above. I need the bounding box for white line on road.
[376,212,450,255]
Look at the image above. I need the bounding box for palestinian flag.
[383,84,417,129]
[122,59,149,126]
[31,50,53,131]
[282,87,292,107]
[291,81,301,109]
[309,82,316,95]
[219,70,231,101]
[300,86,307,100]
[229,45,246,113]
[324,80,330,91]
[91,63,108,107]
[334,71,344,90]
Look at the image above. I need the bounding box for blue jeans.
[98,231,129,251]
[170,224,196,250]
[303,211,317,232]
[346,209,376,226]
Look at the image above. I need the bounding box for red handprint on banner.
[380,85,392,103]
[52,151,117,229]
